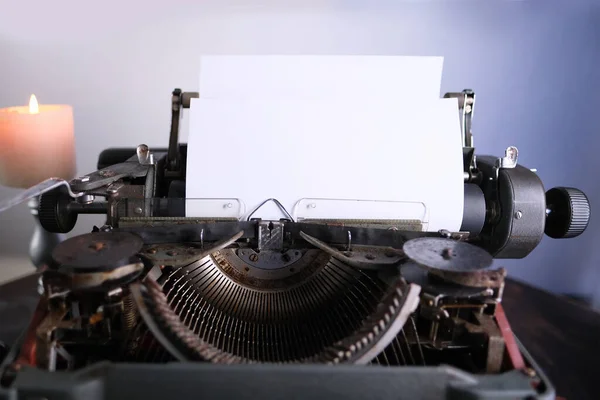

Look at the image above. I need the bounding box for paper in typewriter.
[186,56,464,232]
[198,55,444,100]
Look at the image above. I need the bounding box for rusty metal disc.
[51,232,143,273]
[402,237,493,272]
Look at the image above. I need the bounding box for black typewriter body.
[0,90,590,400]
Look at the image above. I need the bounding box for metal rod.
[67,202,108,214]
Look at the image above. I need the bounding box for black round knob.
[38,191,78,233]
[545,187,590,239]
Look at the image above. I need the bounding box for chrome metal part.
[136,144,153,165]
[257,221,284,250]
[497,146,519,169]
[444,89,475,148]
[76,194,95,205]
[437,230,470,241]
[247,198,295,222]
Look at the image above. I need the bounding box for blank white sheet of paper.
[186,96,465,232]
[199,55,444,101]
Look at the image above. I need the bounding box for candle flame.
[29,94,39,114]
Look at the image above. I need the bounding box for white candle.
[0,95,76,188]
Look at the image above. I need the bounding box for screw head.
[514,210,523,219]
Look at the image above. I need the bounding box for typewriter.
[0,89,591,400]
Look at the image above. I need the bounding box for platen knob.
[38,191,78,234]
[545,187,590,239]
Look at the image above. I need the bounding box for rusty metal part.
[89,312,104,325]
[429,268,506,289]
[132,273,420,365]
[130,249,419,364]
[315,283,421,365]
[141,231,243,267]
[122,294,138,328]
[67,263,143,290]
[41,262,144,291]
[35,305,74,370]
[13,297,50,366]
[472,313,505,374]
[236,249,303,270]
[301,219,423,232]
[300,231,405,270]
[130,280,249,363]
[118,217,239,228]
[403,237,493,272]
[495,303,526,370]
[213,249,328,290]
[401,262,495,298]
[51,232,143,273]
[116,221,441,247]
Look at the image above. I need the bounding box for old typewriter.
[0,89,591,400]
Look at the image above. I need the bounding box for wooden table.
[0,274,598,399]
[503,280,600,399]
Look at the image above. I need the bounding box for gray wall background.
[1,0,599,304]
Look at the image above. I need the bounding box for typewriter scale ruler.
[402,237,493,272]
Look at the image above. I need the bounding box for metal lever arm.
[167,89,199,172]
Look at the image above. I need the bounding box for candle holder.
[28,197,65,268]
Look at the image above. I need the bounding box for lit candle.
[0,95,76,188]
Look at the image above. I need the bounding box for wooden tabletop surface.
[1,273,599,399]
[503,280,600,399]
